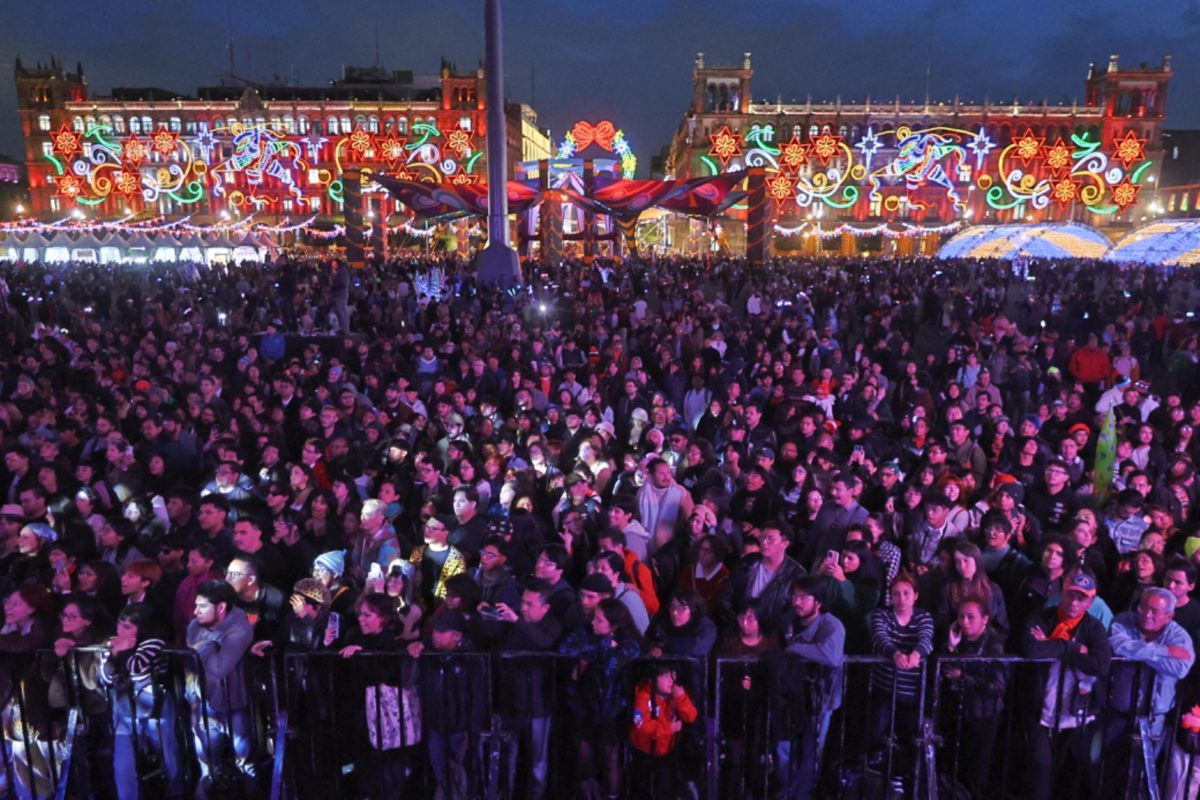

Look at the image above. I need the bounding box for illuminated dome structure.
[937,223,1112,260]
[1104,220,1200,266]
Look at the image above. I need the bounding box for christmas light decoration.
[1044,139,1073,175]
[809,132,843,165]
[778,137,808,175]
[52,125,82,161]
[555,120,638,179]
[1011,129,1045,165]
[765,174,796,203]
[1112,130,1147,169]
[708,126,742,166]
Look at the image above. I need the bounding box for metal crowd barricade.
[281,649,492,800]
[274,648,1200,800]
[6,644,279,800]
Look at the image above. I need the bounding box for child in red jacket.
[629,665,698,798]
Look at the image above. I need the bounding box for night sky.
[2,0,1198,173]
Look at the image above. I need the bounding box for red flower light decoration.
[55,173,83,201]
[1109,178,1142,211]
[708,126,742,166]
[1043,139,1073,175]
[778,137,809,175]
[810,132,843,165]
[1050,177,1080,207]
[1012,129,1045,165]
[122,135,149,169]
[766,174,796,203]
[446,127,474,158]
[151,129,179,157]
[52,124,82,160]
[1112,130,1147,169]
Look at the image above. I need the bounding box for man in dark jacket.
[497,580,564,800]
[1022,569,1112,800]
[721,520,806,632]
[414,611,487,800]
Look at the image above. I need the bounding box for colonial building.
[14,56,549,221]
[666,52,1173,253]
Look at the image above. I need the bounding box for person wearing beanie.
[312,550,356,617]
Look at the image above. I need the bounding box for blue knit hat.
[313,550,346,577]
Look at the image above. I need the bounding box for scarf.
[1049,604,1085,641]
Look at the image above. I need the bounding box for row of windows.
[1167,192,1195,213]
[42,113,475,138]
[702,121,1108,148]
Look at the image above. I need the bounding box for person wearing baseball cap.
[1024,565,1111,800]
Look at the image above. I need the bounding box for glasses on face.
[425,523,446,532]
[760,535,783,547]
[225,570,245,580]
[480,550,500,560]
[669,604,689,614]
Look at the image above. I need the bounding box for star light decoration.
[150,129,179,157]
[778,137,809,175]
[765,173,796,204]
[377,135,408,168]
[445,127,474,158]
[810,131,843,165]
[55,173,83,201]
[708,125,742,166]
[191,124,218,164]
[347,128,375,161]
[966,127,996,171]
[122,134,149,169]
[1112,130,1147,169]
[1043,138,1073,176]
[1050,176,1080,207]
[1012,129,1045,165]
[303,130,329,161]
[854,127,883,170]
[52,124,82,160]
[1109,177,1142,211]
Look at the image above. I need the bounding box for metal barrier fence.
[0,646,279,800]
[277,651,1200,800]
[5,645,1200,799]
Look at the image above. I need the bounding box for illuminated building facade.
[14,56,547,222]
[666,52,1173,253]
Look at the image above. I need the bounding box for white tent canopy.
[0,228,274,264]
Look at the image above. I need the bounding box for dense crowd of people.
[1,251,1200,799]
